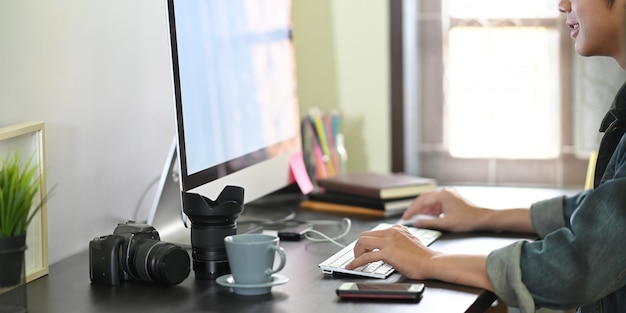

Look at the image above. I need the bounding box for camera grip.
[89,236,124,285]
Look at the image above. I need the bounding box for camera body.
[89,221,190,286]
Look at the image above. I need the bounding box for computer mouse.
[396,214,437,227]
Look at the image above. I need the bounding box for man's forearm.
[428,254,493,291]
[476,208,535,234]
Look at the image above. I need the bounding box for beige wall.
[292,0,391,174]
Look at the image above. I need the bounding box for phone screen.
[354,283,418,291]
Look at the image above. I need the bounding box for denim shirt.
[486,81,626,313]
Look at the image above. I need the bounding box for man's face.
[559,0,625,63]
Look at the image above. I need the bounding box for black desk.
[27,187,570,313]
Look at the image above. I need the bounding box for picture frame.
[0,121,49,282]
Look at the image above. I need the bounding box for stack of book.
[301,172,437,217]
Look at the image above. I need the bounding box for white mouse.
[396,214,437,226]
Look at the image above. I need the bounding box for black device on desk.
[336,282,425,301]
[88,221,190,286]
[277,222,313,241]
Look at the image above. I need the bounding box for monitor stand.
[147,138,192,248]
[147,139,264,249]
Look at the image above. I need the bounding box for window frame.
[390,1,588,187]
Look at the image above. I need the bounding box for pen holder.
[0,234,27,313]
[301,112,348,185]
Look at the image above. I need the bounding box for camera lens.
[131,239,190,285]
[188,223,235,280]
[183,186,244,280]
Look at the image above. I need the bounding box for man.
[346,0,626,312]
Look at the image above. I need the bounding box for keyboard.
[318,223,442,279]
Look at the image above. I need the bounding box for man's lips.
[567,21,580,37]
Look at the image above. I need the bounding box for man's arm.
[405,188,536,234]
[345,225,493,290]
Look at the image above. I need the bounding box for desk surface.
[26,186,577,313]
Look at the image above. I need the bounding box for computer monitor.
[148,0,301,247]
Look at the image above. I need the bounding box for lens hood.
[182,185,245,223]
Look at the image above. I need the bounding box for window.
[412,1,588,186]
[446,0,561,159]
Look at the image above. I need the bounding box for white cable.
[133,176,161,222]
[304,217,352,248]
[307,219,348,226]
[238,211,297,226]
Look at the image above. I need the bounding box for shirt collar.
[599,81,626,132]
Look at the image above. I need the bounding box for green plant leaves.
[0,152,42,237]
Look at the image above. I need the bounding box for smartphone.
[336,282,425,301]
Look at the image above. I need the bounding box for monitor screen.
[148,0,301,246]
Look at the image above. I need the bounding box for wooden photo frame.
[0,122,49,282]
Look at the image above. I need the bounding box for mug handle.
[265,245,286,276]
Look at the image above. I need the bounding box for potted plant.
[0,152,45,287]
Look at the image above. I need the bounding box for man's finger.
[346,249,386,270]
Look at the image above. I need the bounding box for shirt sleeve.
[487,241,537,313]
[529,196,565,238]
[487,178,626,312]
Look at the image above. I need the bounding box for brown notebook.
[300,200,398,217]
[307,192,414,213]
[316,172,437,200]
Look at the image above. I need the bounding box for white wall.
[333,1,391,173]
[0,0,393,264]
[0,1,175,264]
[293,0,391,173]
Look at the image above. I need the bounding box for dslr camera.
[89,221,190,286]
